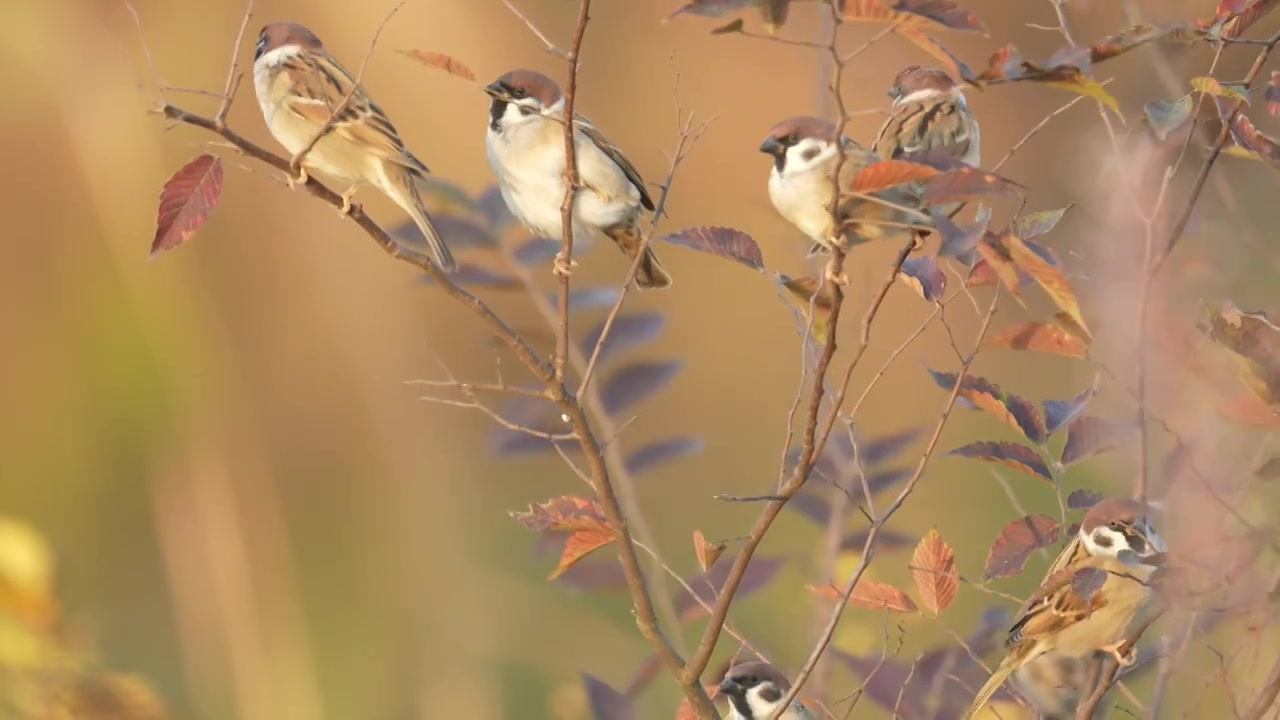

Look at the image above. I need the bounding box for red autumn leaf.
[948,441,1052,482]
[397,50,477,82]
[911,529,958,615]
[839,0,984,32]
[659,226,763,271]
[1220,0,1279,38]
[151,154,223,257]
[984,514,1061,579]
[928,370,1046,442]
[848,159,939,194]
[972,235,1023,295]
[1061,416,1136,466]
[984,321,1087,358]
[1004,234,1092,343]
[922,166,1023,206]
[510,496,617,580]
[809,580,918,613]
[692,530,726,572]
[1067,488,1104,510]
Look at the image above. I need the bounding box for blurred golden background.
[2,0,1279,717]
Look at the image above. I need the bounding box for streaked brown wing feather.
[575,114,654,211]
[1006,565,1109,649]
[873,99,975,162]
[282,54,429,177]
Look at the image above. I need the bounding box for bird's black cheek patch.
[800,147,821,163]
[1094,533,1113,549]
[759,685,782,703]
[489,100,508,131]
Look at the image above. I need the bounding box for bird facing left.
[251,21,457,272]
[717,661,817,720]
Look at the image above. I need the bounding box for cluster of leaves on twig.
[134,0,1280,718]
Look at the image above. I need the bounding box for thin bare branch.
[214,0,255,128]
[499,0,569,57]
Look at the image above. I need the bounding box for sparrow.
[963,497,1167,719]
[717,662,817,720]
[252,22,456,272]
[759,116,931,282]
[872,64,981,237]
[483,69,671,289]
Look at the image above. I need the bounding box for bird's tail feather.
[605,223,672,290]
[964,658,1017,720]
[392,167,457,272]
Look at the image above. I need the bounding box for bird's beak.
[717,678,742,696]
[758,137,783,156]
[887,85,902,101]
[483,82,505,99]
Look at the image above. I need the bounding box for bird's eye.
[511,88,528,99]
[747,676,758,685]
[785,133,799,145]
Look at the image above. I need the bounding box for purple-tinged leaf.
[984,514,1061,579]
[935,209,988,258]
[566,287,621,312]
[864,467,912,495]
[556,557,627,592]
[580,313,665,365]
[600,361,682,416]
[786,491,832,525]
[898,255,947,301]
[858,428,923,465]
[948,441,1052,482]
[151,154,223,257]
[1042,377,1099,434]
[476,184,514,230]
[665,0,757,20]
[1009,205,1072,240]
[840,527,916,552]
[659,226,764,271]
[515,236,559,265]
[393,215,495,249]
[922,166,1024,207]
[929,370,1046,442]
[1061,416,1137,466]
[1067,488,1104,510]
[675,555,784,620]
[626,436,703,475]
[1070,566,1107,606]
[582,674,635,720]
[419,263,519,288]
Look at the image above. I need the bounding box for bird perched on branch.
[963,497,1167,720]
[483,69,672,289]
[718,661,816,720]
[252,22,456,272]
[873,64,981,248]
[759,115,931,284]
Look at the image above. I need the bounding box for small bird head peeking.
[717,662,813,719]
[1078,497,1166,566]
[758,116,849,176]
[484,70,564,133]
[887,64,964,105]
[253,22,322,66]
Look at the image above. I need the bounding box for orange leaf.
[973,237,1022,298]
[397,50,477,82]
[552,529,615,580]
[808,580,918,612]
[151,154,223,257]
[1005,234,1092,342]
[911,529,958,615]
[692,530,726,571]
[848,159,938,194]
[985,321,1087,358]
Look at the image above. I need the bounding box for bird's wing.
[280,52,428,176]
[575,114,654,211]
